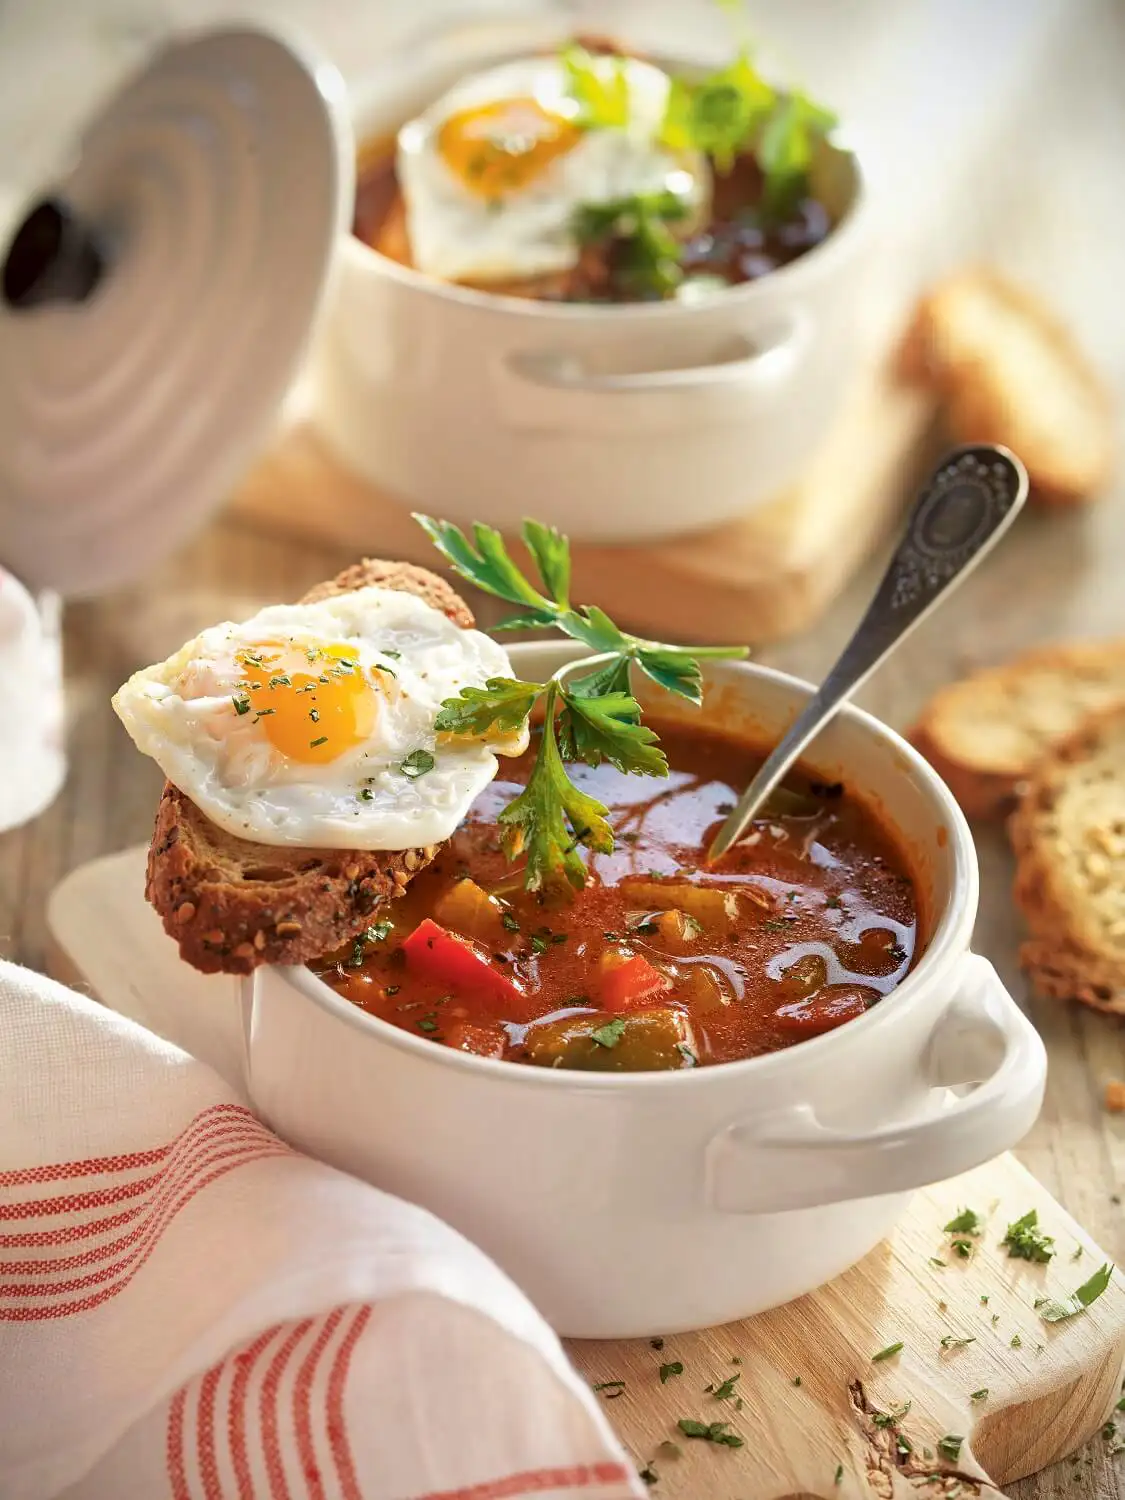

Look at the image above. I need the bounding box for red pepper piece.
[601,953,674,1014]
[402,918,528,1015]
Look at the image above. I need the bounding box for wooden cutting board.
[230,355,939,647]
[47,850,1125,1500]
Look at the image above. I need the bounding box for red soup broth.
[312,720,919,1071]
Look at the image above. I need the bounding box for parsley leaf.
[562,44,630,129]
[521,519,571,606]
[711,1373,740,1400]
[677,1419,744,1448]
[573,190,689,298]
[591,1017,627,1049]
[1001,1208,1056,1263]
[400,749,435,779]
[758,90,836,217]
[414,516,554,611]
[660,51,774,172]
[433,678,545,737]
[1039,1262,1114,1322]
[498,686,615,889]
[871,1342,903,1362]
[943,1207,982,1235]
[659,1361,684,1383]
[937,1435,963,1462]
[557,689,668,776]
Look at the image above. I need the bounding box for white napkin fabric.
[0,573,65,833]
[0,960,643,1500]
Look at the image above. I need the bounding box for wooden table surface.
[3,8,1124,1496]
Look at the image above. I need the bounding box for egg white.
[397,54,710,284]
[112,587,528,850]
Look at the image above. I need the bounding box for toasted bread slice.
[145,559,474,976]
[900,268,1114,505]
[1010,704,1125,1013]
[910,640,1125,820]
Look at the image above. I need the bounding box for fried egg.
[112,587,528,849]
[397,53,710,284]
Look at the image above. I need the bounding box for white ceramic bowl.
[237,643,1046,1338]
[303,18,874,543]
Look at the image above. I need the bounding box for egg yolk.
[234,640,383,765]
[438,96,582,196]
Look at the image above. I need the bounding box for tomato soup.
[312,721,918,1071]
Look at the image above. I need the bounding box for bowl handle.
[495,310,812,435]
[705,955,1046,1215]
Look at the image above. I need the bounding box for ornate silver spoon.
[707,444,1029,862]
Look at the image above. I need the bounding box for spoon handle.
[707,444,1029,861]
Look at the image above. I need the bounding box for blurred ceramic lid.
[0,26,352,597]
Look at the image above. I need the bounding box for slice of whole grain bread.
[1009,703,1125,1013]
[910,640,1125,820]
[900,267,1115,505]
[145,560,474,976]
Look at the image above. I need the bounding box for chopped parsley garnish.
[1001,1208,1056,1263]
[592,1379,626,1398]
[650,1337,664,1350]
[676,1043,698,1066]
[357,787,374,801]
[929,1257,947,1269]
[416,1014,439,1033]
[970,1388,989,1402]
[420,515,745,890]
[659,1362,683,1384]
[871,1342,903,1363]
[792,1375,802,1387]
[1038,1262,1114,1322]
[944,1207,983,1235]
[834,1464,844,1485]
[591,1018,627,1049]
[501,912,520,933]
[232,694,251,716]
[711,1373,740,1400]
[937,1435,963,1462]
[677,1419,743,1448]
[951,1238,974,1259]
[400,749,435,778]
[530,934,548,955]
[268,674,291,688]
[872,1401,911,1429]
[940,1335,975,1350]
[572,190,690,299]
[309,708,320,723]
[638,1466,658,1487]
[365,920,392,943]
[309,735,328,748]
[1010,1333,1022,1348]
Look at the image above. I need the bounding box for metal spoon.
[707,444,1029,862]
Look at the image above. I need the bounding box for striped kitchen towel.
[0,960,641,1500]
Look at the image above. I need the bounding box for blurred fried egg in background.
[396,49,711,285]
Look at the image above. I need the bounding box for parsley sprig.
[573,190,690,299]
[419,515,747,890]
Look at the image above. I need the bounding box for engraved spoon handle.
[707,445,1029,862]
